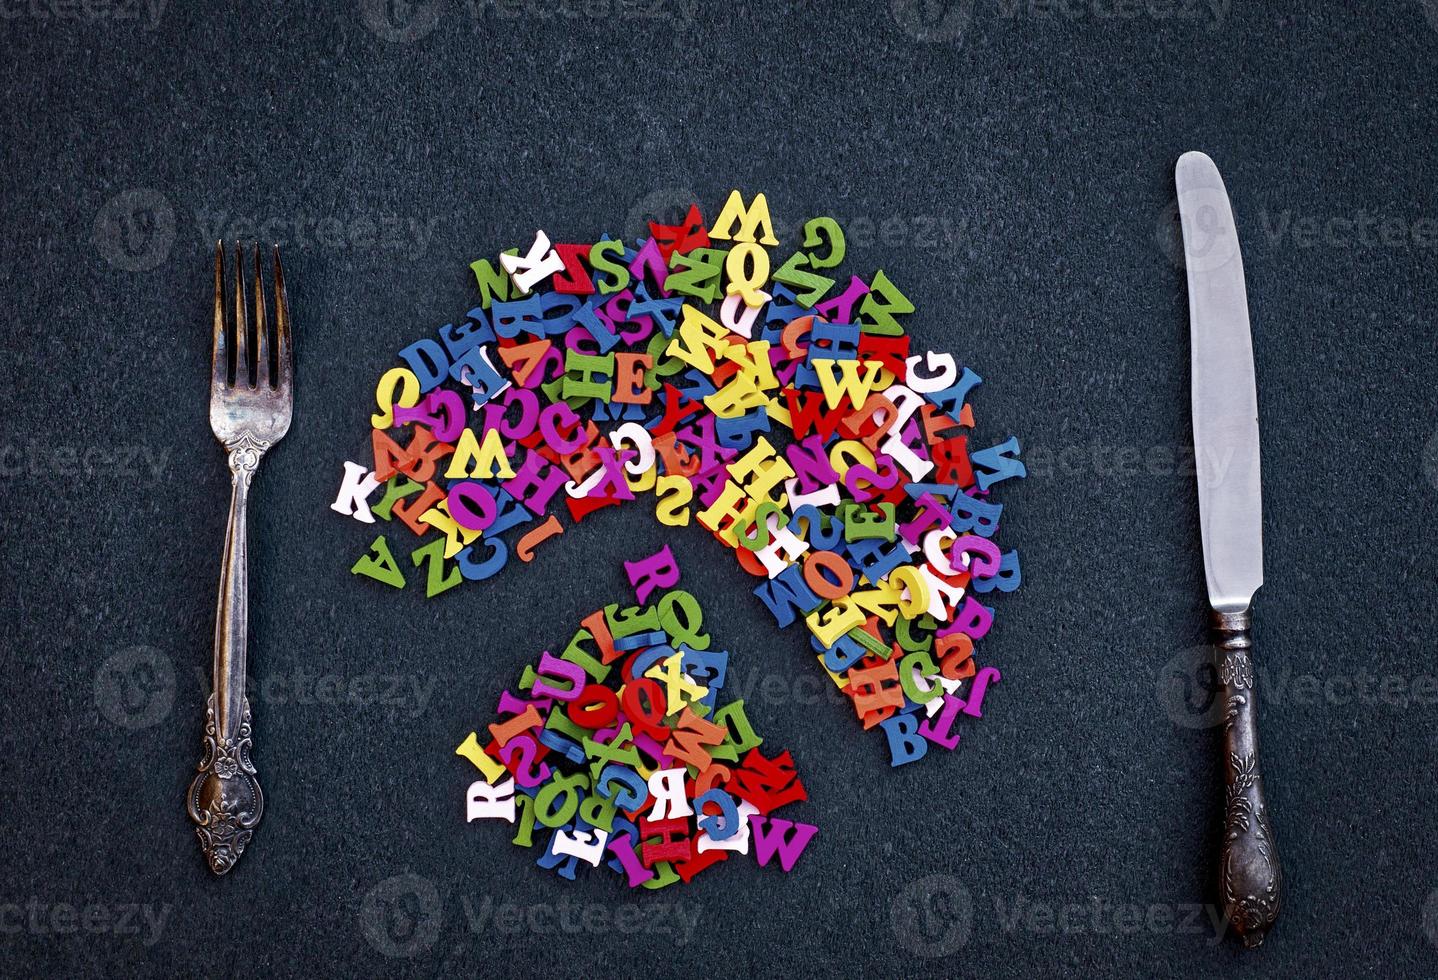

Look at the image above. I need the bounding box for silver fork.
[186,241,293,875]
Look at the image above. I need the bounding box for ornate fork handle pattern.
[187,694,263,875]
[1213,608,1282,947]
[226,433,270,487]
[191,243,292,875]
[188,438,270,874]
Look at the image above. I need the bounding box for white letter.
[331,461,380,523]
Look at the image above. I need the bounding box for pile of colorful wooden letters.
[456,546,817,887]
[333,191,1024,771]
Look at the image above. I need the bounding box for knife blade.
[1177,151,1263,612]
[1176,150,1282,949]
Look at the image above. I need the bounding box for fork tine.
[273,245,293,392]
[252,244,270,389]
[212,241,229,389]
[232,241,251,387]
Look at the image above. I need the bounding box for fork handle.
[186,438,269,875]
[1213,607,1281,947]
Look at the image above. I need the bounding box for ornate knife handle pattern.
[187,440,268,874]
[1212,608,1281,947]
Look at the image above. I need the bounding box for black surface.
[3,2,1437,976]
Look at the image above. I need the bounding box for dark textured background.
[3,1,1437,976]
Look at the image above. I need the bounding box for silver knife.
[1176,151,1281,949]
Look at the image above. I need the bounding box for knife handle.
[1212,607,1282,948]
